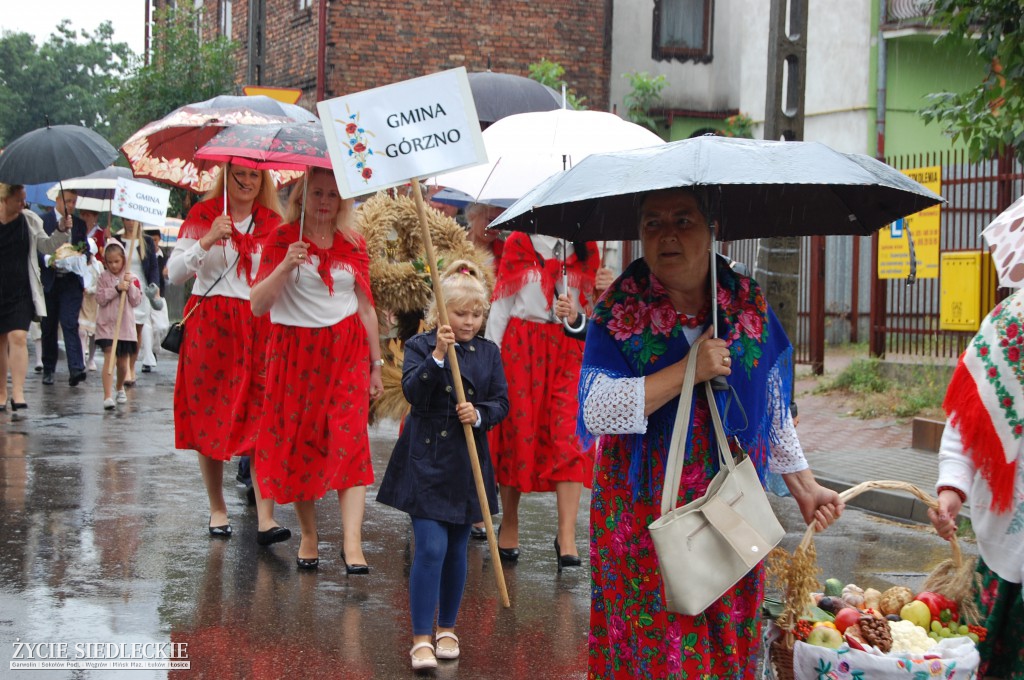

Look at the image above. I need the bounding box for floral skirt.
[589,405,763,679]
[253,315,373,504]
[174,295,268,461]
[976,557,1024,678]
[487,317,592,492]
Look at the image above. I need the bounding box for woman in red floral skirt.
[485,232,600,567]
[168,161,290,545]
[250,168,383,571]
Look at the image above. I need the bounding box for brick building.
[153,1,612,113]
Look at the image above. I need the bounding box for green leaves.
[919,0,1024,162]
[527,58,587,110]
[622,71,668,132]
[0,21,132,147]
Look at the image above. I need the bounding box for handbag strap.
[182,214,256,323]
[659,337,739,518]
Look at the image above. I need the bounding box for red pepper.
[914,591,958,624]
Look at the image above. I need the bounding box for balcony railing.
[884,0,936,28]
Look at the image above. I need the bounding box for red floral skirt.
[488,317,592,492]
[253,315,373,504]
[174,295,268,461]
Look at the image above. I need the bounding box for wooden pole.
[107,234,138,376]
[410,179,511,608]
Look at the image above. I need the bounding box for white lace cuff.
[766,366,807,473]
[582,374,647,435]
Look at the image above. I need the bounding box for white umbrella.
[433,109,664,207]
[982,194,1024,288]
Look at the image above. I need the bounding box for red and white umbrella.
[194,122,331,171]
[982,195,1024,288]
[120,97,317,192]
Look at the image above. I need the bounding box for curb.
[813,476,971,524]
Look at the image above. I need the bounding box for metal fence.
[873,150,1023,361]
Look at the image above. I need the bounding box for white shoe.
[116,389,128,404]
[103,398,115,410]
[409,642,437,670]
[435,632,460,660]
[87,360,97,371]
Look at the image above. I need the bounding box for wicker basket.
[768,480,966,680]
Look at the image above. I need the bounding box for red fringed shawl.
[943,290,1024,512]
[256,221,373,304]
[492,232,598,310]
[179,197,282,285]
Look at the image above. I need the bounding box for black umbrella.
[0,124,119,185]
[491,136,943,242]
[467,71,563,125]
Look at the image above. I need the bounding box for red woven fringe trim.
[943,362,1017,512]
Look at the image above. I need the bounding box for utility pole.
[758,0,825,375]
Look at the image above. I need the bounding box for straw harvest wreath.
[356,190,495,423]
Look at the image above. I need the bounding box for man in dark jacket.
[40,190,88,386]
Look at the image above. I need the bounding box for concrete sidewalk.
[793,364,955,524]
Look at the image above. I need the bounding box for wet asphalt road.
[1,355,973,679]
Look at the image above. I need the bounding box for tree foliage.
[622,71,667,132]
[528,58,587,110]
[112,5,238,145]
[0,21,132,148]
[920,0,1024,161]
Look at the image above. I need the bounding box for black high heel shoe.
[341,550,369,575]
[10,399,27,412]
[554,538,581,572]
[496,526,520,563]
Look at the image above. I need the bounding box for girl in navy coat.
[376,260,509,671]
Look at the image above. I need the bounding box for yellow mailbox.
[940,252,997,331]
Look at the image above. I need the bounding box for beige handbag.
[648,337,785,616]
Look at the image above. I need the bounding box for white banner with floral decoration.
[113,178,171,224]
[317,67,486,199]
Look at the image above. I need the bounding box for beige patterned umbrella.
[982,194,1024,288]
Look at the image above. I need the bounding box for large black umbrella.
[491,135,944,340]
[0,124,119,185]
[491,135,943,242]
[467,71,563,125]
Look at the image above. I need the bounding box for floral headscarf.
[578,256,794,497]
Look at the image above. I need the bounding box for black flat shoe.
[256,526,292,546]
[341,551,369,575]
[42,372,54,386]
[470,526,487,541]
[554,538,581,572]
[296,556,319,570]
[208,521,232,538]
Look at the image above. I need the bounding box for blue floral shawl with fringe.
[578,257,793,499]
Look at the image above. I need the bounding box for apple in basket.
[805,625,844,649]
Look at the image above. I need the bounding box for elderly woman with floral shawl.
[930,289,1024,677]
[579,188,842,678]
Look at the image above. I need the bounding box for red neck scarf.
[257,221,373,303]
[179,197,282,284]
[492,232,598,310]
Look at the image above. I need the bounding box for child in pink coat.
[95,241,141,410]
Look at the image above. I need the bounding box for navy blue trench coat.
[376,331,509,525]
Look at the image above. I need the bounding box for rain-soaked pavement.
[1,356,975,679]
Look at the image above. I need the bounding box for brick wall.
[192,0,611,112]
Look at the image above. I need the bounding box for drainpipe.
[875,0,887,160]
[144,1,151,66]
[316,0,328,101]
[869,0,888,357]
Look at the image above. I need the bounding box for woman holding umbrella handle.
[580,188,842,678]
[167,161,290,546]
[250,167,382,571]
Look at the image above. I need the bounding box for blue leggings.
[409,517,472,636]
